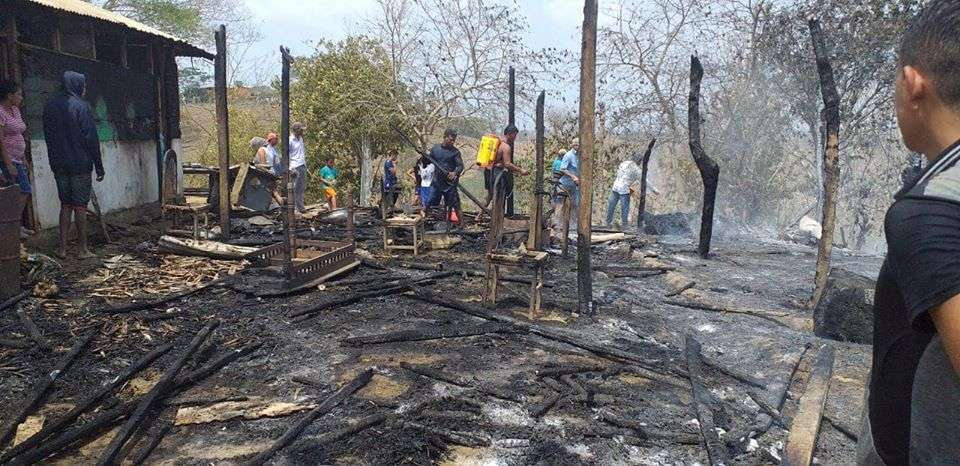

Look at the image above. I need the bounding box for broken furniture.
[383,215,425,256]
[230,163,279,212]
[246,240,360,293]
[485,250,548,319]
[162,204,211,241]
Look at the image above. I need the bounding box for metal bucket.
[0,184,24,300]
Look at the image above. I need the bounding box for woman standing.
[0,79,31,238]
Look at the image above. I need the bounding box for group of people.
[1,71,105,259]
[248,122,340,212]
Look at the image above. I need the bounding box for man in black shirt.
[859,2,960,463]
[428,128,464,223]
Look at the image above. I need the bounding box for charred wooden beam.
[343,323,515,346]
[536,364,609,378]
[0,343,173,462]
[290,271,455,320]
[129,422,172,466]
[7,342,259,465]
[530,390,564,418]
[576,0,599,315]
[0,337,30,349]
[403,421,492,447]
[280,46,296,277]
[663,299,790,328]
[16,307,51,351]
[400,362,520,402]
[214,25,230,240]
[688,56,720,259]
[0,331,94,450]
[241,369,374,466]
[295,413,387,451]
[409,290,686,380]
[527,91,547,251]
[806,19,842,309]
[0,289,30,313]
[684,335,729,465]
[635,138,657,232]
[96,320,220,465]
[783,345,836,466]
[292,376,329,391]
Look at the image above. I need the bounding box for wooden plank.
[214,25,230,240]
[527,91,546,251]
[684,335,728,465]
[783,344,836,466]
[231,162,250,207]
[576,0,598,316]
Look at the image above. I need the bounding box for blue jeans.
[606,191,630,226]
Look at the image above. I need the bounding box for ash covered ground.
[0,211,879,465]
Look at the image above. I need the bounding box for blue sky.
[239,0,587,84]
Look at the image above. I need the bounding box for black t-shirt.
[428,144,463,192]
[869,140,960,464]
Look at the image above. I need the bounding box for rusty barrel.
[0,184,24,300]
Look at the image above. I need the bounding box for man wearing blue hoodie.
[42,71,104,259]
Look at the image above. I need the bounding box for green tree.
[290,36,412,203]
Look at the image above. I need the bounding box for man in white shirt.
[606,157,658,228]
[289,122,308,213]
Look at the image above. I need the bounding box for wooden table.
[485,250,549,319]
[383,215,425,256]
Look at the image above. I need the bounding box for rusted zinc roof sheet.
[19,0,213,58]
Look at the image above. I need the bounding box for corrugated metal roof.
[21,0,213,58]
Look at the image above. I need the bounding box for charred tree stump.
[577,0,599,315]
[684,335,729,465]
[688,56,720,259]
[807,19,842,309]
[242,369,374,466]
[0,343,173,462]
[635,138,657,232]
[0,331,94,450]
[96,320,220,466]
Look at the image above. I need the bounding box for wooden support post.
[807,19,841,309]
[527,91,546,251]
[280,46,296,278]
[506,66,516,216]
[214,25,230,240]
[576,0,598,316]
[783,345,836,466]
[688,56,720,259]
[508,67,515,126]
[3,17,19,80]
[346,193,355,244]
[635,138,657,233]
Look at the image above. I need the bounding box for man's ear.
[902,65,929,109]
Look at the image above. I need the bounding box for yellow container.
[476,134,500,167]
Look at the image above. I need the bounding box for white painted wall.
[30,140,160,228]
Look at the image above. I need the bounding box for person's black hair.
[504,124,519,135]
[444,128,458,138]
[899,0,960,106]
[0,79,19,101]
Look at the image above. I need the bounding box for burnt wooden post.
[577,0,598,316]
[506,66,516,216]
[346,193,355,244]
[214,25,230,240]
[688,56,719,259]
[280,46,296,279]
[807,19,841,309]
[527,91,546,251]
[635,138,657,233]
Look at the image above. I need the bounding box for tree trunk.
[360,134,373,207]
[688,56,720,259]
[635,138,657,233]
[807,19,841,310]
[577,0,599,316]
